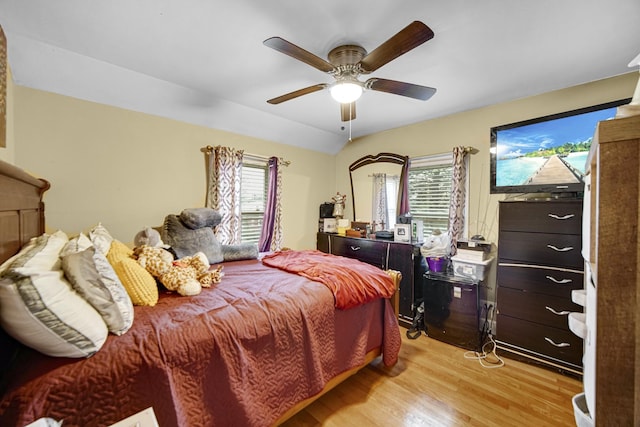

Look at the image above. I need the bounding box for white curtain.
[372,173,388,231]
[205,146,243,244]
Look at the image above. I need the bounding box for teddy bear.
[133,244,224,296]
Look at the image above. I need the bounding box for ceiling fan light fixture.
[330,81,363,104]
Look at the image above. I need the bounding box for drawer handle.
[350,246,361,251]
[544,337,570,348]
[547,244,573,252]
[548,213,575,220]
[545,306,570,316]
[546,275,572,284]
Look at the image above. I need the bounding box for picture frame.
[0,24,6,148]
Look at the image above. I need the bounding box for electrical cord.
[464,334,504,368]
[464,303,504,368]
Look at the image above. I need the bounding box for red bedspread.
[261,249,396,309]
[0,259,400,427]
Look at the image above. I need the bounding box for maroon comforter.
[0,258,400,427]
[261,249,396,309]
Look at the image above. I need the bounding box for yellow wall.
[337,72,638,245]
[12,87,336,248]
[8,72,638,259]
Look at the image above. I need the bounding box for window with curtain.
[240,160,268,243]
[408,153,454,240]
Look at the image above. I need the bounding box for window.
[408,153,453,240]
[240,160,268,243]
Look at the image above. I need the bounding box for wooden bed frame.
[0,160,49,374]
[0,159,395,426]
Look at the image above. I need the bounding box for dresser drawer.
[497,264,583,298]
[497,286,582,329]
[499,201,582,234]
[497,314,583,366]
[330,236,388,269]
[498,231,583,269]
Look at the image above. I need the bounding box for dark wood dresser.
[496,199,584,375]
[317,232,423,326]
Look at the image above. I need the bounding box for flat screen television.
[490,98,630,197]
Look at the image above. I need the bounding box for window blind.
[240,161,267,243]
[408,153,453,238]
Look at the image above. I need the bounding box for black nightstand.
[422,271,481,351]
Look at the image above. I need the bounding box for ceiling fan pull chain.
[349,103,353,142]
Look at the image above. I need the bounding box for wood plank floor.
[281,330,582,426]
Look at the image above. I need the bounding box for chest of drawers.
[496,200,584,375]
[317,232,422,326]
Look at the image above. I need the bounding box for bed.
[0,160,401,427]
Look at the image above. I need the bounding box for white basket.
[572,393,593,427]
[450,255,493,281]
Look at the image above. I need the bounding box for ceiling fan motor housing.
[328,45,367,80]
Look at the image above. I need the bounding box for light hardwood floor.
[281,330,582,426]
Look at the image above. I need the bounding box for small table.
[422,271,482,351]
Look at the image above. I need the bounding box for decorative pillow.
[221,244,259,262]
[106,240,158,306]
[0,231,108,358]
[62,246,135,335]
[179,208,222,230]
[60,232,93,257]
[89,223,114,256]
[162,214,223,263]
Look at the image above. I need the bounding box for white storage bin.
[568,312,586,339]
[450,255,493,281]
[572,393,594,427]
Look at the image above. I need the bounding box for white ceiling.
[1,1,639,154]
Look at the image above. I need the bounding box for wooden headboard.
[0,159,49,383]
[0,160,49,263]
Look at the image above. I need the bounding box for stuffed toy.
[159,208,259,263]
[133,245,223,296]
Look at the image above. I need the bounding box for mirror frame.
[348,152,409,221]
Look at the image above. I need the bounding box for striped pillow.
[0,231,108,358]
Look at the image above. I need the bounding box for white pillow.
[0,231,108,358]
[89,223,114,256]
[60,232,93,258]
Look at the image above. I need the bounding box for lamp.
[330,80,363,104]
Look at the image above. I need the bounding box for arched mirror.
[349,152,409,229]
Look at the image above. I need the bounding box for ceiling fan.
[263,21,436,122]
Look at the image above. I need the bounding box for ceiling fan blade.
[340,102,356,122]
[264,37,335,73]
[267,84,327,104]
[367,78,436,101]
[358,21,434,73]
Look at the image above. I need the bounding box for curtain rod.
[203,145,290,166]
[463,146,477,154]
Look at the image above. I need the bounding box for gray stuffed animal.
[133,227,168,248]
[139,208,258,264]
